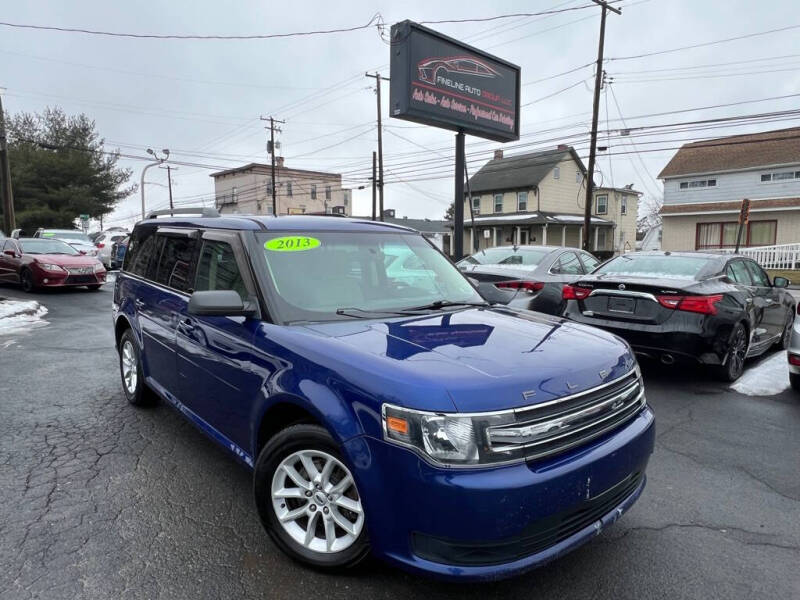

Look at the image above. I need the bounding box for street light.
[140,148,170,220]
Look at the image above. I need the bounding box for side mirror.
[187,290,257,317]
[3,249,16,257]
[773,276,790,288]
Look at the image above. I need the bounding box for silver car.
[788,311,800,390]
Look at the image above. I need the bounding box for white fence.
[717,243,800,269]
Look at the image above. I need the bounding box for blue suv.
[113,210,655,580]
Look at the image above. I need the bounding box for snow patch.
[0,299,49,336]
[731,351,789,396]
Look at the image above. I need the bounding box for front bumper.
[32,268,106,287]
[343,406,655,581]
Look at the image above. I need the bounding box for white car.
[93,230,129,268]
[33,229,99,257]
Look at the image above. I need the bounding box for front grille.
[65,275,97,284]
[487,371,645,462]
[412,471,644,566]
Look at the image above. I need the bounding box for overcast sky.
[2,0,799,230]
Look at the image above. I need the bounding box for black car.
[458,245,602,315]
[562,251,794,381]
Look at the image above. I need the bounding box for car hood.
[27,253,100,267]
[301,307,636,413]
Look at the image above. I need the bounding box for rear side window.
[195,240,248,298]
[552,252,583,275]
[153,235,198,292]
[581,253,601,272]
[744,261,770,287]
[125,228,159,277]
[726,260,753,285]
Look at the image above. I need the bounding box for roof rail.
[147,207,220,219]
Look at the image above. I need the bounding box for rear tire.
[20,269,35,293]
[118,329,157,407]
[790,373,800,392]
[717,322,748,382]
[253,424,370,571]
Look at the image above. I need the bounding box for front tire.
[118,329,157,407]
[20,269,35,293]
[254,424,369,570]
[717,322,748,382]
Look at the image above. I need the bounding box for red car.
[0,237,107,292]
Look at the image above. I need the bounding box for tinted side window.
[194,240,247,298]
[125,228,159,277]
[727,260,753,285]
[553,252,583,275]
[153,235,198,292]
[744,261,770,287]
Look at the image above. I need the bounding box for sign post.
[80,213,89,233]
[389,20,520,260]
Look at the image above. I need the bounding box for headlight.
[382,404,520,467]
[38,263,65,272]
[93,262,105,272]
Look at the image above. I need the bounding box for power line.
[606,23,800,62]
[0,14,384,40]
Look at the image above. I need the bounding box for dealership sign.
[389,20,521,142]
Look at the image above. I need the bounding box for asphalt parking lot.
[0,281,798,600]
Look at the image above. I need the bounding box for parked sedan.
[459,245,602,315]
[788,310,800,391]
[0,238,106,291]
[94,230,129,268]
[563,252,794,381]
[33,228,99,257]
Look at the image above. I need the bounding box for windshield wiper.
[335,307,416,319]
[399,300,490,313]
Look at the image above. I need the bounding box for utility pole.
[261,116,284,216]
[366,72,389,221]
[160,164,177,215]
[583,0,621,252]
[0,90,15,234]
[371,151,377,221]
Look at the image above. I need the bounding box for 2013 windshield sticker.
[265,236,321,252]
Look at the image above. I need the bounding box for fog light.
[43,278,49,283]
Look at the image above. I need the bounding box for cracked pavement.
[0,283,798,599]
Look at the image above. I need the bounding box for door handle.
[134,298,145,309]
[177,318,196,335]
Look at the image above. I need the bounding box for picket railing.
[716,243,800,269]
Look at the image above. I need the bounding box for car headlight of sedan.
[93,262,105,272]
[382,404,520,467]
[38,263,66,272]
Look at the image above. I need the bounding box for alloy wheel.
[271,449,364,554]
[729,326,747,377]
[121,340,138,395]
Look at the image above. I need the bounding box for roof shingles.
[467,147,586,194]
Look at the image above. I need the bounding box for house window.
[679,179,716,190]
[266,182,272,195]
[596,194,608,215]
[576,171,582,183]
[232,187,238,202]
[471,196,480,215]
[696,220,777,249]
[494,194,503,213]
[596,228,607,250]
[517,191,528,211]
[620,196,627,215]
[311,184,317,199]
[287,182,293,196]
[553,166,560,180]
[761,170,800,183]
[325,185,331,200]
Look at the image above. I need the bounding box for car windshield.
[594,254,710,280]
[20,239,80,255]
[257,231,484,322]
[42,231,91,243]
[460,247,550,267]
